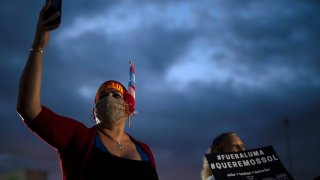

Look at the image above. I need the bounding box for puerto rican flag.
[127,61,136,114]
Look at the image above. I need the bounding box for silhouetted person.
[201,132,245,180]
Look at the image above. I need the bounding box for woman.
[16,2,158,179]
[201,132,245,180]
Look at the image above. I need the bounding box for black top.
[83,146,159,180]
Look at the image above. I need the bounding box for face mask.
[95,96,127,124]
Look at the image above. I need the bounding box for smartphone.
[45,0,62,26]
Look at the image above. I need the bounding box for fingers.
[38,11,60,31]
[37,1,61,32]
[40,1,51,17]
[43,11,60,25]
[46,0,52,7]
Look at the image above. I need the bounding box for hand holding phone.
[44,0,62,26]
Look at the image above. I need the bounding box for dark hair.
[211,132,236,153]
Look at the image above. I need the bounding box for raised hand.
[33,1,61,50]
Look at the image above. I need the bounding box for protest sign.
[205,146,293,180]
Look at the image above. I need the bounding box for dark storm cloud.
[1,0,320,180]
[191,0,320,76]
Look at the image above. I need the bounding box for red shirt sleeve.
[23,106,91,153]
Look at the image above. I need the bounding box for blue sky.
[1,0,320,179]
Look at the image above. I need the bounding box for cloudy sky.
[1,0,320,179]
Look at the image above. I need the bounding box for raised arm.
[17,2,60,120]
